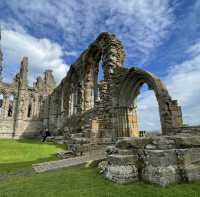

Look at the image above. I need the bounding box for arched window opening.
[90,87,94,108]
[69,92,74,116]
[8,95,14,117]
[93,61,103,103]
[73,90,78,114]
[136,83,161,137]
[0,94,3,115]
[27,103,32,118]
[98,62,104,82]
[61,89,64,113]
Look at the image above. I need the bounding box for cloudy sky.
[0,0,200,131]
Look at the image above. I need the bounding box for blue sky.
[0,0,200,130]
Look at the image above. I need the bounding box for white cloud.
[136,88,161,132]
[1,29,69,84]
[137,41,200,131]
[2,0,175,66]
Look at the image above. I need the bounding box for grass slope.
[0,139,199,197]
[0,167,200,197]
[0,139,65,173]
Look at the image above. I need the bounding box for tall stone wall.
[0,32,186,141]
[49,33,138,143]
[49,32,183,143]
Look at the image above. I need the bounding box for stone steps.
[32,150,106,173]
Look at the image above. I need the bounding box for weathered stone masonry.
[49,32,183,143]
[0,57,56,138]
[0,32,183,140]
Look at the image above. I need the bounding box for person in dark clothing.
[69,142,78,156]
[42,128,51,142]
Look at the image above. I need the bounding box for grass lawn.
[0,139,65,173]
[0,139,200,197]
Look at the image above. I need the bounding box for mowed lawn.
[0,139,200,197]
[0,139,65,173]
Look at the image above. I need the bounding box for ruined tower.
[44,69,56,95]
[13,57,29,137]
[19,57,28,89]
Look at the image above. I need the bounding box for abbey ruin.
[0,32,200,186]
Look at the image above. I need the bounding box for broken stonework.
[100,134,200,187]
[1,32,183,142]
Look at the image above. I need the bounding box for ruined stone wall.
[49,33,138,143]
[99,130,200,187]
[0,57,55,138]
[0,32,186,140]
[48,32,184,143]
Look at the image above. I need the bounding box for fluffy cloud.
[1,0,175,66]
[1,29,69,84]
[137,41,200,131]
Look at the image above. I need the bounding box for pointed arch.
[116,67,183,135]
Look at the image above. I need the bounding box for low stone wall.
[99,127,200,187]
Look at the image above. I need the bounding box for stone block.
[172,136,200,148]
[142,165,178,187]
[106,145,118,155]
[144,150,177,167]
[115,138,133,149]
[105,165,138,184]
[108,154,137,165]
[176,148,200,165]
[184,164,200,182]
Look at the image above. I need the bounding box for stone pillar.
[33,96,38,118]
[114,106,138,138]
[160,99,183,135]
[127,107,138,137]
[13,57,29,137]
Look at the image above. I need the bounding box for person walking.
[42,128,51,142]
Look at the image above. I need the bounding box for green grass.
[0,139,65,173]
[0,166,200,197]
[0,139,200,197]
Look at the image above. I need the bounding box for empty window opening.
[0,94,3,115]
[98,62,104,82]
[27,104,32,118]
[8,95,14,117]
[135,83,161,136]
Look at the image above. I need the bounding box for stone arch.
[116,67,183,135]
[85,32,125,80]
[80,32,125,111]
